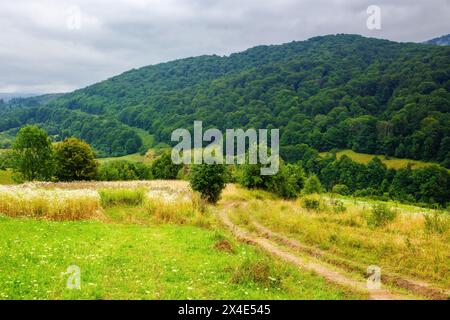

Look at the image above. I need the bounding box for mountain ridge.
[425,34,450,46]
[1,34,449,166]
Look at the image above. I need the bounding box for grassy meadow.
[0,181,363,300]
[320,149,438,170]
[0,178,448,300]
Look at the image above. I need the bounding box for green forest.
[1,34,450,166]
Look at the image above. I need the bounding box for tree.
[54,137,99,181]
[302,174,323,195]
[150,152,182,179]
[189,163,227,204]
[12,125,54,181]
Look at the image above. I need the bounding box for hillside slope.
[425,34,450,46]
[1,34,449,163]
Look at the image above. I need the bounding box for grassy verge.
[227,193,450,288]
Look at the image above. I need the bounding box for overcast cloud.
[0,0,449,94]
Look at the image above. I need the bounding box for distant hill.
[425,34,450,46]
[1,34,449,166]
[0,93,38,102]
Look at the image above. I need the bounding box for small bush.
[424,211,450,234]
[301,195,321,211]
[150,152,182,179]
[354,188,380,198]
[99,188,146,206]
[98,160,151,181]
[332,184,350,196]
[367,204,397,227]
[330,199,346,213]
[302,175,323,195]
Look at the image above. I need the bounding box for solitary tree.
[12,125,54,181]
[189,163,227,204]
[54,137,98,181]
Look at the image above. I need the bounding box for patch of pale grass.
[0,186,101,220]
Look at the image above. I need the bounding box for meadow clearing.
[320,150,441,170]
[0,180,448,300]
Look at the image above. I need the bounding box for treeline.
[4,125,450,207]
[0,106,142,156]
[283,144,450,206]
[2,125,179,183]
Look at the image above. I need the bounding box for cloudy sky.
[0,0,449,94]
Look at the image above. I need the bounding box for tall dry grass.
[144,190,212,228]
[0,186,101,220]
[228,194,450,288]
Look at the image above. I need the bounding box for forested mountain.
[425,34,450,46]
[1,34,450,164]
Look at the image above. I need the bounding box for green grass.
[99,188,146,207]
[320,149,438,169]
[133,128,154,151]
[0,210,363,300]
[0,170,15,185]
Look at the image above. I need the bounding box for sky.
[0,0,449,94]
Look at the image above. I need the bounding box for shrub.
[98,160,151,181]
[332,184,350,196]
[99,188,146,206]
[330,199,346,213]
[367,204,397,227]
[424,211,450,234]
[0,151,13,170]
[302,174,323,195]
[301,195,322,211]
[189,163,227,204]
[231,258,281,288]
[54,137,98,181]
[354,188,380,198]
[238,160,304,199]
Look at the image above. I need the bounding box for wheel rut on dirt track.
[218,203,407,300]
